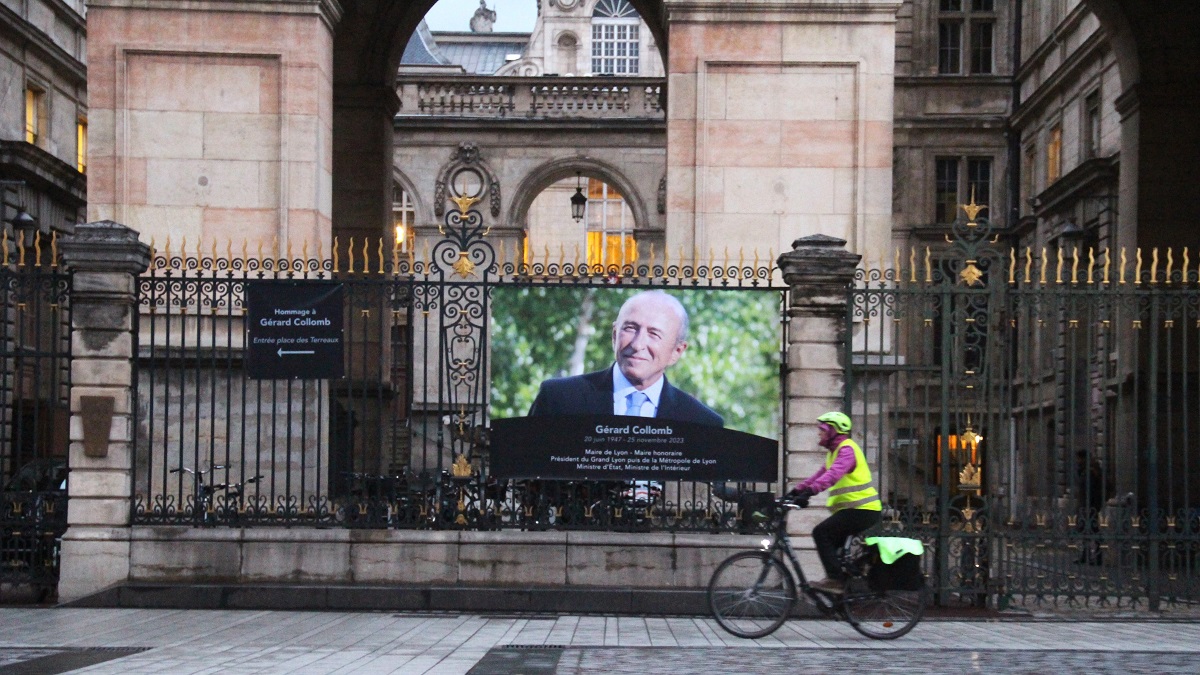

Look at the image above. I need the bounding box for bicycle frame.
[758,503,843,616]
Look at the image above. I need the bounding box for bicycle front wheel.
[707,551,796,639]
[841,577,927,640]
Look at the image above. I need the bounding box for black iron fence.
[849,212,1200,609]
[131,209,786,533]
[0,237,72,595]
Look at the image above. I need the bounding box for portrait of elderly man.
[528,290,723,427]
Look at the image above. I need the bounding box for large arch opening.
[331,0,669,247]
[1082,0,1200,250]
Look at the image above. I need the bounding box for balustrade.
[399,76,664,120]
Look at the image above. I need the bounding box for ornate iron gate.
[0,237,71,596]
[848,207,1200,609]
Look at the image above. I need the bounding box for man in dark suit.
[528,290,723,427]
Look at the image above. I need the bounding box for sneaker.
[810,578,844,594]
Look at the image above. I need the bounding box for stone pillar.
[777,234,860,539]
[57,221,151,603]
[332,85,399,247]
[85,0,339,252]
[664,0,900,263]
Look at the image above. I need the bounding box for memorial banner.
[490,415,777,482]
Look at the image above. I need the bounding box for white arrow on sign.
[277,348,316,357]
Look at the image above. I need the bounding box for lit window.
[25,86,44,145]
[392,184,414,252]
[76,117,88,174]
[592,0,639,75]
[585,179,636,266]
[1047,125,1063,184]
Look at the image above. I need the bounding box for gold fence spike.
[767,247,774,277]
[347,237,355,273]
[377,237,385,274]
[910,247,917,283]
[724,246,730,268]
[302,238,309,263]
[1087,247,1095,285]
[739,247,746,273]
[752,248,759,276]
[361,237,369,274]
[1071,246,1079,284]
[33,231,41,267]
[893,248,901,286]
[1165,247,1173,284]
[227,238,233,265]
[924,246,932,283]
[1040,247,1048,285]
[3,227,11,267]
[332,236,339,273]
[422,241,429,268]
[286,237,293,264]
[649,242,657,269]
[1184,247,1191,284]
[1135,247,1143,285]
[17,228,25,267]
[678,245,685,272]
[164,235,172,261]
[50,230,58,267]
[559,243,566,268]
[257,238,265,271]
[573,243,580,269]
[708,246,715,272]
[270,236,277,264]
[663,243,669,270]
[1150,247,1159,284]
[1024,247,1032,284]
[1008,247,1016,285]
[631,238,639,264]
[542,244,550,270]
[1104,248,1111,285]
[1055,246,1064,284]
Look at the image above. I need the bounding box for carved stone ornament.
[450,142,481,165]
[657,176,667,214]
[434,180,447,217]
[490,180,501,217]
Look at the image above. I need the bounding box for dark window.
[968,158,992,208]
[1084,92,1102,159]
[939,22,962,74]
[970,22,993,74]
[936,158,960,223]
[939,0,994,76]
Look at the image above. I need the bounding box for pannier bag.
[863,536,926,592]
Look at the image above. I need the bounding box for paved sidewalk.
[0,608,1196,674]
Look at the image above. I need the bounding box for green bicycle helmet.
[817,411,852,434]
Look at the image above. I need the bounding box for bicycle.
[170,465,262,526]
[707,498,928,640]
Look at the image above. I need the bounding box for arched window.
[556,32,579,75]
[592,0,639,75]
[393,183,414,252]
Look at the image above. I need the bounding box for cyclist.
[786,411,881,594]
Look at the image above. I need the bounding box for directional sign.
[245,281,344,380]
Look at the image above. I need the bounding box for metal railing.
[847,209,1200,609]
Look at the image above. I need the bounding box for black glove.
[785,487,814,507]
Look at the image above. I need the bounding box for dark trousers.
[813,507,882,580]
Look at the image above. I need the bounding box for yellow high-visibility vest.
[825,438,882,512]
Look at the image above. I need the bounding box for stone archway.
[1083,0,1200,251]
[330,0,670,247]
[508,156,652,235]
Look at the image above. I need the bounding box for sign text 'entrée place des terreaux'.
[245,281,344,380]
[490,416,777,482]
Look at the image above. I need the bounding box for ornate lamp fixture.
[570,171,587,222]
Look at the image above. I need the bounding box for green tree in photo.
[490,287,782,438]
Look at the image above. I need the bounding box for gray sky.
[424,0,538,33]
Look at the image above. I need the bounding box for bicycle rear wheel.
[707,551,796,639]
[841,576,927,639]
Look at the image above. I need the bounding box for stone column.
[57,221,151,603]
[777,234,860,540]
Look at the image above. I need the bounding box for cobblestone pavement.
[0,608,1196,674]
